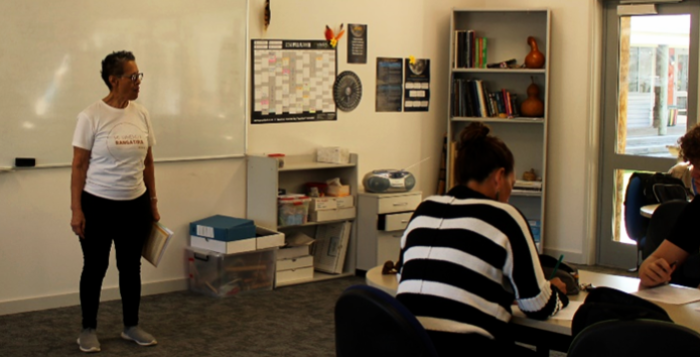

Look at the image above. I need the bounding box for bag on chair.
[571,287,673,337]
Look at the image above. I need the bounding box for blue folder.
[189,215,256,242]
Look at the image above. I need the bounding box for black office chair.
[623,173,650,269]
[334,285,438,357]
[568,319,700,356]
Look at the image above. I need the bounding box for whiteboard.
[0,0,247,168]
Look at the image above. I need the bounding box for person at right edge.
[640,124,700,288]
[395,122,568,356]
[70,51,158,353]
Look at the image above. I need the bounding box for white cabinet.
[247,154,358,286]
[447,9,550,250]
[356,191,422,271]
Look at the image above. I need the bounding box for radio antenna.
[401,157,431,172]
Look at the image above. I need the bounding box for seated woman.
[395,122,568,356]
[640,125,700,288]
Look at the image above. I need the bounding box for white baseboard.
[542,248,585,265]
[0,278,187,316]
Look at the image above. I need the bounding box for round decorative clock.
[333,71,362,112]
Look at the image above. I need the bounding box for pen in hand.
[549,254,564,280]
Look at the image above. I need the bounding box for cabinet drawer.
[379,212,412,231]
[378,194,421,214]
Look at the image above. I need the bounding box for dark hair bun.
[460,122,490,144]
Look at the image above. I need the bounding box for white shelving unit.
[447,9,551,250]
[247,154,359,286]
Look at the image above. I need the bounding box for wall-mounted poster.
[404,58,430,112]
[347,24,367,64]
[376,57,403,112]
[251,40,337,124]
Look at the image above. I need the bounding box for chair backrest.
[334,285,438,357]
[568,319,700,357]
[624,173,650,242]
[643,200,688,259]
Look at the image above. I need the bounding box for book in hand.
[143,222,174,267]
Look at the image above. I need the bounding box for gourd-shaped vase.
[520,77,544,117]
[524,36,545,69]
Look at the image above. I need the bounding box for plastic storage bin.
[278,195,311,227]
[186,247,276,297]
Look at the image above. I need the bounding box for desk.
[640,203,660,218]
[365,266,700,354]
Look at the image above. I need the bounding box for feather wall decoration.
[264,0,271,31]
[324,24,345,48]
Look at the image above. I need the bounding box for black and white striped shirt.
[396,186,568,342]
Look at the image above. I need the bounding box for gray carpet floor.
[0,265,633,357]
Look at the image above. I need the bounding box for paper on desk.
[633,284,700,305]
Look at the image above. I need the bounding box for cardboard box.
[276,266,314,286]
[186,247,276,297]
[256,226,285,250]
[309,207,356,222]
[276,255,313,271]
[313,221,351,274]
[190,235,256,255]
[189,215,256,242]
[327,185,350,197]
[309,197,338,212]
[316,147,350,164]
[335,195,354,208]
[277,245,311,260]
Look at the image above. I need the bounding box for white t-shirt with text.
[72,100,156,200]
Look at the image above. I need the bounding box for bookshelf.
[447,9,551,251]
[246,154,358,286]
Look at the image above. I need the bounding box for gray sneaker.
[121,326,157,346]
[77,328,101,353]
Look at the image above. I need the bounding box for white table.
[365,266,700,354]
[640,203,660,218]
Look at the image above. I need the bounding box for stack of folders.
[276,232,315,286]
[142,222,175,267]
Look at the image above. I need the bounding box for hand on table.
[550,277,567,295]
[640,257,676,288]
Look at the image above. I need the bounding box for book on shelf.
[143,221,174,267]
[451,78,520,119]
[452,30,487,68]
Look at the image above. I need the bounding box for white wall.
[248,0,600,263]
[1,0,600,315]
[0,160,246,314]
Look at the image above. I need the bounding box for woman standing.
[395,122,568,356]
[71,51,158,353]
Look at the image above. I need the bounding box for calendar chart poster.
[252,40,337,124]
[376,57,403,112]
[404,58,430,112]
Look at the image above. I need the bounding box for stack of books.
[452,78,519,118]
[453,30,487,68]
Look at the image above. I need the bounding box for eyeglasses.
[120,72,144,82]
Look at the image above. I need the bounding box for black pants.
[79,191,152,329]
[427,330,537,357]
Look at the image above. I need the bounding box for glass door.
[598,1,699,268]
